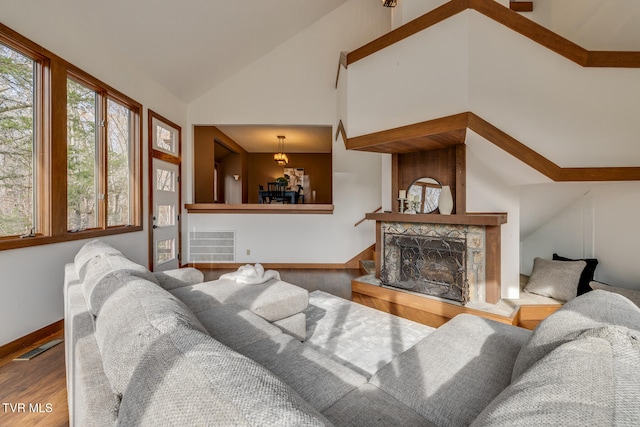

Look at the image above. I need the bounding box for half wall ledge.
[185,203,334,215]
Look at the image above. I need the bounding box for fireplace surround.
[368,213,507,304]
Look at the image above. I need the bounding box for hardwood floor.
[0,328,67,427]
[0,268,359,427]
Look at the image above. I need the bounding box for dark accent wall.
[194,127,216,203]
[248,153,332,204]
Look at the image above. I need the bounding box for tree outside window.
[0,43,35,237]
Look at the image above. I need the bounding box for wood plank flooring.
[0,328,67,427]
[0,268,359,427]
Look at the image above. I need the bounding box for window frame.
[0,23,142,251]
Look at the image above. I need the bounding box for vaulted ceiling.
[0,0,348,102]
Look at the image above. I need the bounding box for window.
[67,78,98,231]
[0,42,37,237]
[67,79,136,231]
[0,24,142,250]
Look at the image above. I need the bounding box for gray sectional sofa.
[64,240,640,426]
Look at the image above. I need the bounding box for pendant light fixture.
[273,135,288,166]
[382,0,397,6]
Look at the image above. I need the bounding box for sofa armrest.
[153,268,204,290]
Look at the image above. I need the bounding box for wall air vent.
[189,230,235,263]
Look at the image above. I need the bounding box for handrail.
[355,206,382,227]
[342,0,640,70]
[342,112,640,182]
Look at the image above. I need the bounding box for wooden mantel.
[366,212,507,226]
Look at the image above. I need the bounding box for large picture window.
[0,42,37,237]
[0,24,142,250]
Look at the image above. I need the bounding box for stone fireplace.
[368,213,506,305]
[382,222,491,304]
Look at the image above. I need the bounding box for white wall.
[346,11,469,137]
[185,0,389,264]
[0,7,188,346]
[466,139,522,299]
[522,182,640,290]
[468,9,640,291]
[527,0,640,51]
[342,1,640,298]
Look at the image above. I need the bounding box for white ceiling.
[0,0,348,103]
[215,125,332,153]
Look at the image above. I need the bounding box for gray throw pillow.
[524,257,586,302]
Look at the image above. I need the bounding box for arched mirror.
[407,177,441,213]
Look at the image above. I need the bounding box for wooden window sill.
[185,203,334,214]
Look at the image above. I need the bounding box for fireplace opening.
[381,231,469,304]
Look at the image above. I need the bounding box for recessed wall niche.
[392,145,466,214]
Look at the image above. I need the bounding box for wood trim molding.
[344,243,376,269]
[348,0,470,65]
[185,203,334,214]
[190,262,353,270]
[366,212,507,226]
[352,279,517,326]
[466,113,640,181]
[335,120,348,143]
[335,51,349,88]
[344,0,640,69]
[346,113,468,153]
[190,244,375,271]
[509,1,533,12]
[343,112,640,182]
[0,320,63,362]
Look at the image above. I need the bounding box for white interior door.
[149,112,181,271]
[152,158,179,271]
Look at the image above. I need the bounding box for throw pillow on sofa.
[553,253,599,296]
[511,290,640,382]
[95,276,208,395]
[473,325,640,426]
[74,239,123,281]
[524,257,586,301]
[81,254,161,315]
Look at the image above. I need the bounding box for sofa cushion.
[524,257,586,301]
[590,281,640,308]
[171,279,309,322]
[74,239,123,281]
[553,253,598,296]
[511,290,640,382]
[472,325,640,426]
[232,280,308,322]
[322,384,435,427]
[273,312,307,341]
[82,254,160,316]
[94,276,207,395]
[370,314,530,427]
[117,326,332,426]
[195,303,282,351]
[240,333,367,412]
[153,267,204,290]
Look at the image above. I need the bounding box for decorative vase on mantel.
[438,185,453,215]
